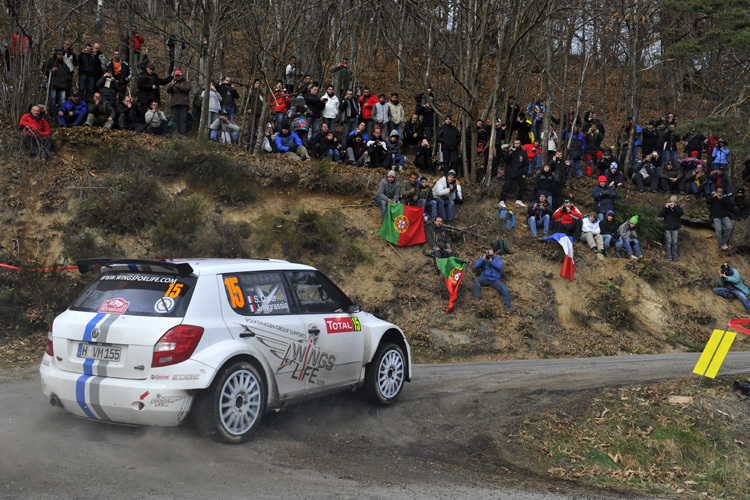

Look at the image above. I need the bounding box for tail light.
[46,320,54,356]
[151,325,204,368]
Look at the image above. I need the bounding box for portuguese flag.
[435,256,467,312]
[378,204,426,246]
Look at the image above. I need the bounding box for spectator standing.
[201,82,223,127]
[285,56,297,92]
[358,87,379,137]
[707,186,733,250]
[437,115,461,175]
[499,139,529,209]
[44,49,72,114]
[167,70,192,135]
[388,93,404,136]
[658,196,684,262]
[105,50,131,101]
[78,43,101,101]
[19,105,53,157]
[372,93,391,135]
[245,79,265,148]
[216,76,240,122]
[472,249,514,312]
[330,58,352,98]
[137,63,173,108]
[320,85,339,132]
[338,89,360,138]
[269,80,291,132]
[712,138,730,172]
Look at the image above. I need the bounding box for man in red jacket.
[358,86,379,138]
[19,106,53,157]
[552,199,583,238]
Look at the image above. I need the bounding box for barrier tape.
[0,263,81,272]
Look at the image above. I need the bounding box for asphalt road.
[3,352,750,499]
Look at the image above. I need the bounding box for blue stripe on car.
[76,313,107,418]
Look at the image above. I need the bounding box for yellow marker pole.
[694,315,737,386]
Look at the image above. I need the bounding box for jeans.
[602,234,614,248]
[527,215,550,236]
[419,199,438,220]
[342,117,358,138]
[713,217,732,247]
[79,74,96,101]
[617,238,642,257]
[571,158,582,177]
[374,198,395,219]
[388,122,402,137]
[713,288,750,312]
[689,181,710,197]
[435,198,455,222]
[210,129,239,143]
[172,105,189,135]
[665,229,679,260]
[473,276,512,309]
[275,111,286,131]
[323,117,336,132]
[528,154,541,174]
[208,111,219,128]
[49,89,66,114]
[58,112,86,127]
[664,150,679,165]
[391,154,406,169]
[325,149,341,162]
[223,107,235,122]
[310,117,320,135]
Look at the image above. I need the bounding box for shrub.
[613,198,662,246]
[592,281,635,330]
[150,196,206,258]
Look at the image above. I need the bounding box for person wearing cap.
[437,115,461,175]
[209,109,240,144]
[274,121,310,161]
[167,69,192,135]
[683,162,709,198]
[526,193,552,237]
[580,213,605,259]
[658,196,684,262]
[605,162,624,189]
[57,91,87,127]
[657,159,683,194]
[374,170,401,219]
[711,138,730,172]
[472,248,514,312]
[679,151,704,177]
[592,175,616,220]
[432,170,457,222]
[137,63,173,108]
[388,93,404,137]
[44,49,72,114]
[713,263,750,314]
[20,105,53,157]
[732,187,750,219]
[707,186,733,250]
[615,215,643,259]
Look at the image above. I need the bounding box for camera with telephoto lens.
[485,250,492,259]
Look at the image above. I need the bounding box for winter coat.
[116,102,143,129]
[58,98,87,118]
[432,175,456,201]
[78,52,101,78]
[269,89,291,113]
[87,99,115,121]
[712,146,730,165]
[600,212,618,237]
[167,78,192,107]
[404,119,424,140]
[592,185,616,214]
[358,93,379,120]
[338,97,359,119]
[388,101,404,125]
[386,131,402,156]
[145,109,167,129]
[581,217,601,235]
[425,224,452,250]
[376,178,400,203]
[641,126,660,155]
[552,204,583,224]
[616,221,638,241]
[533,169,556,194]
[473,255,504,281]
[566,131,585,159]
[658,165,683,183]
[584,130,603,155]
[321,93,340,119]
[45,57,72,90]
[304,92,324,118]
[707,194,732,219]
[437,124,461,150]
[716,268,749,295]
[658,204,684,230]
[527,201,552,220]
[202,89,222,113]
[96,75,119,99]
[137,72,173,106]
[503,147,529,178]
[209,118,240,143]
[216,83,239,109]
[372,101,391,124]
[19,113,52,137]
[275,130,303,151]
[105,59,130,86]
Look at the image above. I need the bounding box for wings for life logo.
[99,298,130,314]
[393,215,409,233]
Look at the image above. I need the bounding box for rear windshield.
[70,272,197,317]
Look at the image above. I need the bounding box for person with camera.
[167,69,192,135]
[85,92,115,129]
[144,101,168,136]
[137,63,173,108]
[499,139,529,209]
[552,199,583,238]
[95,70,119,107]
[432,169,457,222]
[216,76,240,122]
[366,126,390,169]
[209,109,240,144]
[472,249,514,312]
[632,152,659,193]
[105,50,130,101]
[713,263,750,315]
[605,162,624,190]
[658,196,684,262]
[78,43,101,102]
[707,186,733,250]
[526,193,552,237]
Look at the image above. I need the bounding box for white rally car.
[40,258,411,443]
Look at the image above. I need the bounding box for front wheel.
[194,360,266,444]
[365,343,406,404]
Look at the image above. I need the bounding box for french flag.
[541,233,575,281]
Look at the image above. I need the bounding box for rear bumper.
[40,356,194,426]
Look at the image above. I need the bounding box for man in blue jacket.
[473,249,514,311]
[57,91,87,127]
[713,263,750,314]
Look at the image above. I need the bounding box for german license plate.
[77,342,122,362]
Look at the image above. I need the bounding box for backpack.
[498,207,515,230]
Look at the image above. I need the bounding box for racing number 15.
[224,277,245,309]
[164,282,183,298]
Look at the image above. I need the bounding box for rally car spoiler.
[76,258,195,277]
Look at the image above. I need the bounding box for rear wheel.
[194,360,265,444]
[365,343,406,404]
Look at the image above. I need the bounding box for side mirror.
[347,305,361,314]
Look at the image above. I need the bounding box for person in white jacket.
[580,212,605,259]
[201,83,222,127]
[144,101,168,135]
[321,85,340,132]
[432,170,457,222]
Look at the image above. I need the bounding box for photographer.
[78,43,101,101]
[713,263,750,315]
[658,196,684,262]
[707,186,733,250]
[526,193,552,237]
[144,101,168,136]
[551,199,583,238]
[499,139,529,209]
[209,109,240,143]
[96,70,119,107]
[472,249,514,312]
[632,153,658,193]
[216,76,240,122]
[366,126,389,169]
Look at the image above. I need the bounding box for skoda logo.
[91,328,100,340]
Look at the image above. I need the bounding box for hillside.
[1,127,749,364]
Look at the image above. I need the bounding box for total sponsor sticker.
[324,317,361,333]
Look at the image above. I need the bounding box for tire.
[193,360,266,444]
[365,343,406,404]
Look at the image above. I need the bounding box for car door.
[218,271,310,399]
[285,270,365,391]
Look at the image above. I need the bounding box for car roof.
[77,258,317,277]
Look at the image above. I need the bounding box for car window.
[286,271,350,314]
[70,272,196,317]
[223,272,291,316]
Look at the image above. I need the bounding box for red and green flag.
[378,204,426,246]
[435,256,467,312]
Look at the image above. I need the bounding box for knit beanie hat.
[629,215,638,224]
[598,175,607,183]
